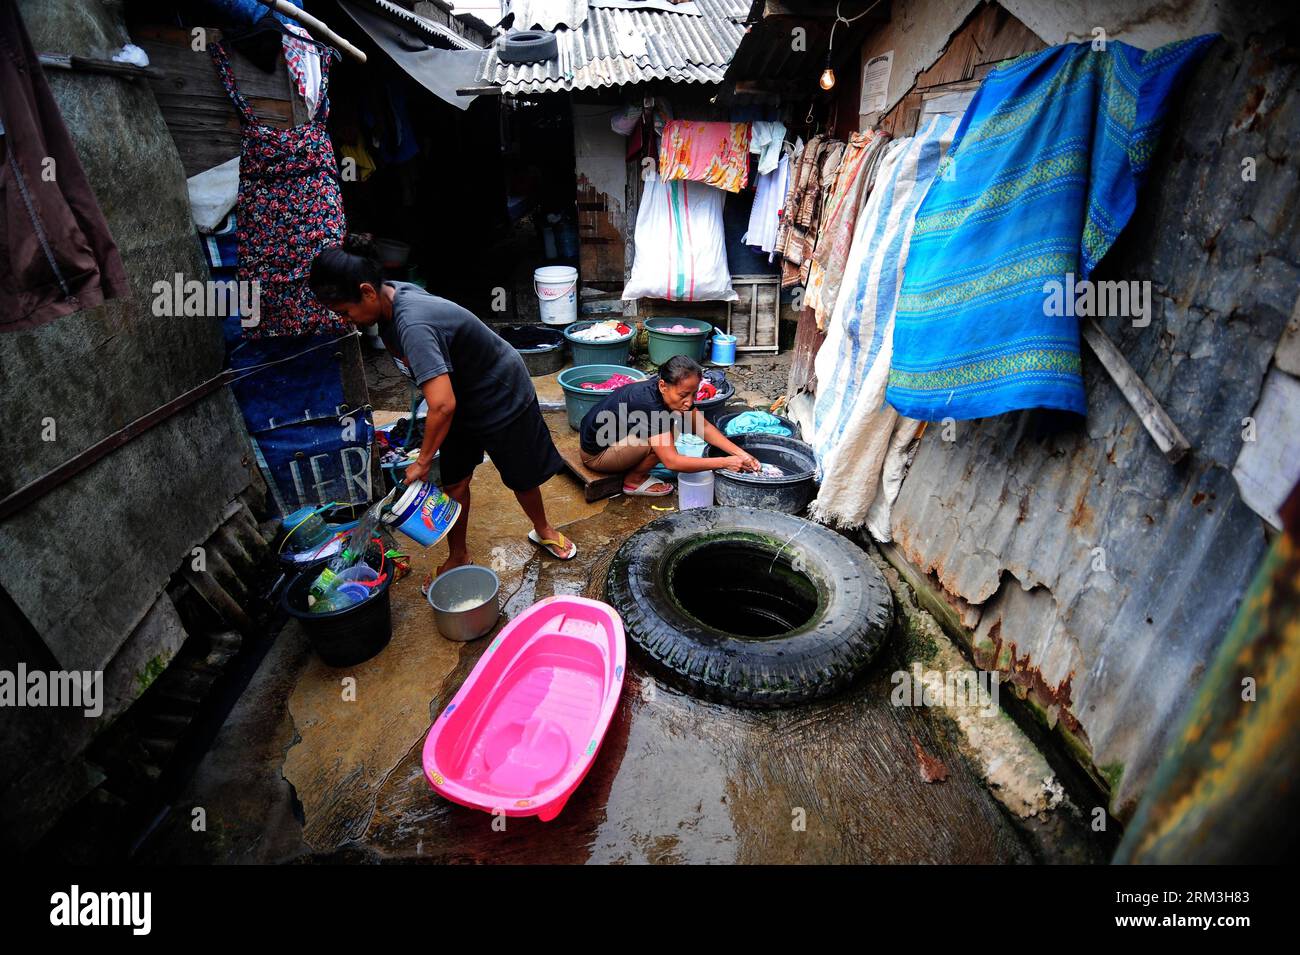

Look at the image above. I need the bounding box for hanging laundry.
[807,116,959,533]
[749,120,787,176]
[774,135,844,288]
[211,42,347,338]
[200,213,240,272]
[742,148,791,255]
[623,177,738,302]
[335,138,377,182]
[361,82,420,166]
[659,120,751,193]
[804,130,893,330]
[282,22,324,120]
[0,0,129,332]
[187,157,241,233]
[886,37,1217,422]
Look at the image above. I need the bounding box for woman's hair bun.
[342,233,379,259]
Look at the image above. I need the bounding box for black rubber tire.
[498,30,559,64]
[606,506,892,708]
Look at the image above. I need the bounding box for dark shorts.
[438,398,566,492]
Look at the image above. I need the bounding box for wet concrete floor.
[141,412,1036,864]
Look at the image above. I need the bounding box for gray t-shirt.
[380,282,533,433]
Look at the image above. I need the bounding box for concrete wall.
[0,0,258,813]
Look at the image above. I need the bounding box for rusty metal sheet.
[482,0,747,93]
[886,28,1298,819]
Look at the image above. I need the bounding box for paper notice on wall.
[859,51,894,116]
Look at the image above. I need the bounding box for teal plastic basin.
[557,364,648,431]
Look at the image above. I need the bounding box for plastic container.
[692,371,733,425]
[372,236,410,268]
[707,434,818,514]
[334,582,372,605]
[649,431,708,480]
[279,507,331,553]
[563,320,635,366]
[336,564,379,585]
[535,265,578,325]
[422,595,626,822]
[496,324,568,377]
[383,480,462,547]
[283,558,394,667]
[557,363,648,431]
[709,331,737,365]
[645,317,712,364]
[678,470,714,509]
[428,565,501,642]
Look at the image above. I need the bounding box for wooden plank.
[134,25,301,177]
[873,2,1043,134]
[787,307,826,396]
[1081,318,1191,463]
[549,421,624,502]
[255,0,368,64]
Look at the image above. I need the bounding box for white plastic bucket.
[535,266,578,325]
[678,470,714,510]
[382,480,462,547]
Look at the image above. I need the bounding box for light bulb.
[819,67,836,91]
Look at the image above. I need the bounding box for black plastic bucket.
[707,433,818,514]
[282,558,394,667]
[693,370,733,425]
[495,324,568,377]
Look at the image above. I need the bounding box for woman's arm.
[650,429,745,473]
[691,411,759,471]
[403,374,455,484]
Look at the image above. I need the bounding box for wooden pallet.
[548,418,623,502]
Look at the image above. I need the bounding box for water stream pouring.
[304,487,398,611]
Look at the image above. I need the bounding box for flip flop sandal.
[623,477,675,497]
[528,529,577,561]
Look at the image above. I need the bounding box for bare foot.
[437,550,473,576]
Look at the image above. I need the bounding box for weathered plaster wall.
[858,0,1247,129]
[574,103,629,286]
[0,0,257,807]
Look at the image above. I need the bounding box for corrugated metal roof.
[351,0,484,51]
[481,0,748,93]
[507,0,589,31]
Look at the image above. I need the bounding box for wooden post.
[1081,318,1191,463]
[254,0,368,64]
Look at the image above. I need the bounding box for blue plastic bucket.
[383,480,462,547]
[710,332,737,366]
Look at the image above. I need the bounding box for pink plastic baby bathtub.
[422,595,626,821]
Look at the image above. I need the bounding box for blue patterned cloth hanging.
[886,36,1216,421]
